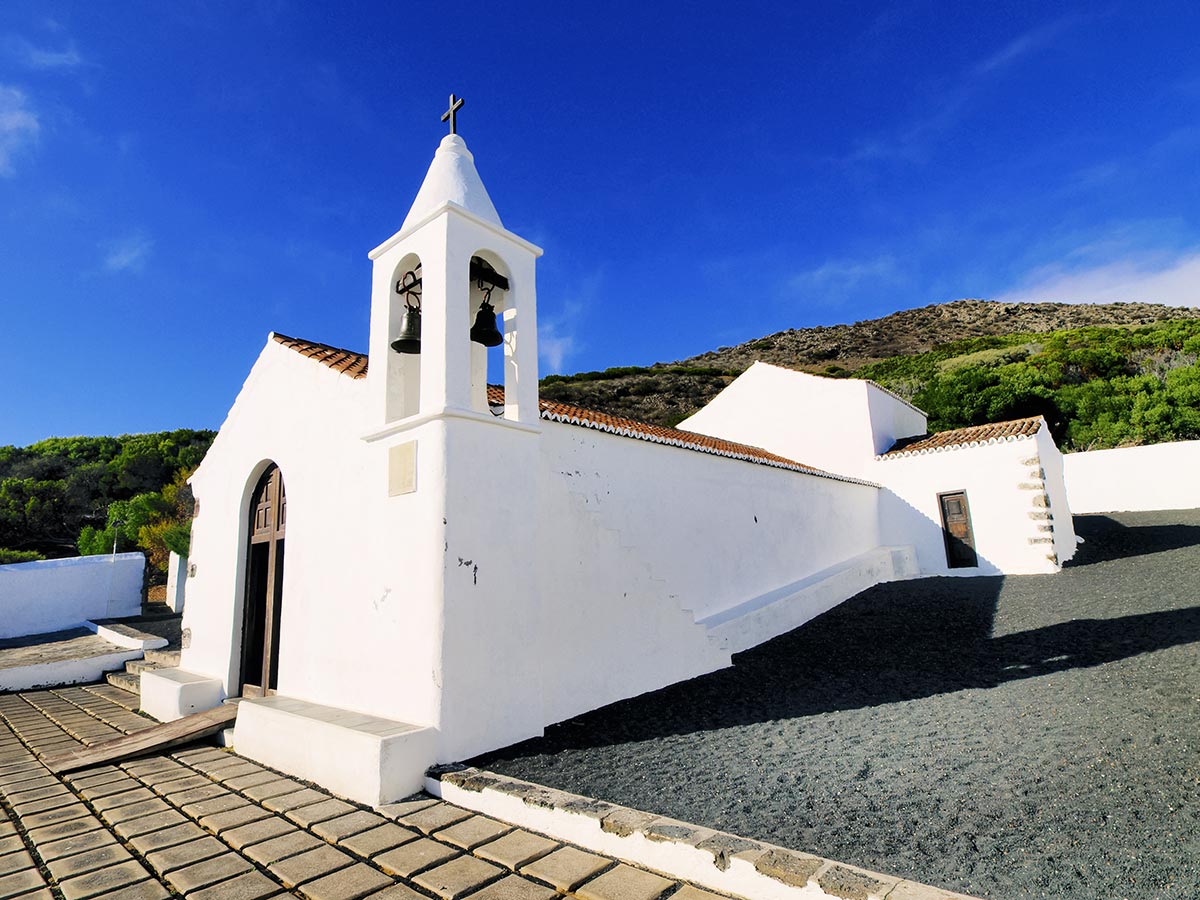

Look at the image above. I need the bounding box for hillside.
[541,300,1200,435]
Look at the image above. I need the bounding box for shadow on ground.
[1069,512,1200,566]
[476,511,1200,756]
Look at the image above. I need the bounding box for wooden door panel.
[939,491,978,569]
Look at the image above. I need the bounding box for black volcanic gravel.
[473,511,1200,900]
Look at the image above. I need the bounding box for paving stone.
[112,808,189,840]
[298,862,395,900]
[263,788,330,813]
[92,787,157,812]
[26,816,101,844]
[243,778,304,802]
[267,844,354,888]
[21,803,91,829]
[145,835,229,874]
[77,778,142,800]
[393,802,472,835]
[57,860,154,900]
[182,792,251,818]
[339,823,419,860]
[222,815,297,851]
[0,866,46,899]
[433,816,512,851]
[166,852,254,892]
[359,884,428,900]
[209,762,265,782]
[103,797,174,825]
[38,828,118,862]
[413,854,504,900]
[285,798,357,828]
[200,802,273,834]
[151,774,212,795]
[311,810,387,842]
[45,843,136,881]
[373,838,460,879]
[12,793,78,817]
[128,822,210,855]
[574,864,675,900]
[244,830,325,866]
[186,869,284,900]
[0,837,21,857]
[7,784,72,804]
[374,797,438,820]
[462,874,559,900]
[2,889,51,900]
[121,758,185,777]
[91,878,171,900]
[519,846,612,892]
[474,830,559,871]
[167,783,229,807]
[224,771,282,791]
[0,849,35,876]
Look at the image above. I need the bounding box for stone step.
[105,670,140,695]
[144,648,182,667]
[125,658,165,676]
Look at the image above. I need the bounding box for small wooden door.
[240,465,286,697]
[938,490,978,569]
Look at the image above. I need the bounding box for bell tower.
[362,98,548,763]
[366,96,543,426]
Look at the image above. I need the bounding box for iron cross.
[442,93,464,135]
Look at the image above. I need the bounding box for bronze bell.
[469,300,504,347]
[391,306,422,354]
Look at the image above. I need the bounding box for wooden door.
[938,490,977,569]
[240,465,286,697]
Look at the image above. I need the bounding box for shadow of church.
[476,511,1200,760]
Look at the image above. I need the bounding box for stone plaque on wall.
[388,441,417,496]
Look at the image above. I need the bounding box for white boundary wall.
[1064,440,1200,513]
[0,553,145,639]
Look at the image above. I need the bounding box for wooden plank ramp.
[43,702,239,774]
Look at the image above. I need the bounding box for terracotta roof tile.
[272,334,870,483]
[272,333,368,379]
[879,416,1043,459]
[484,386,855,478]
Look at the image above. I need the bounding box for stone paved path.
[0,686,741,900]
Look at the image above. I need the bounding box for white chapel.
[142,116,1076,805]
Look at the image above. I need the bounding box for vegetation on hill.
[0,430,214,569]
[539,300,1200,448]
[857,320,1200,449]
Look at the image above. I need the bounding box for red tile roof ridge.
[487,386,876,485]
[878,416,1044,459]
[272,333,368,379]
[270,336,875,484]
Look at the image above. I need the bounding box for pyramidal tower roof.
[401,133,503,232]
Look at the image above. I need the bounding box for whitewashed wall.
[0,553,144,639]
[875,429,1065,576]
[679,363,926,480]
[181,338,447,731]
[1064,440,1200,513]
[533,421,882,728]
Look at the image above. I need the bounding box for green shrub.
[0,548,44,565]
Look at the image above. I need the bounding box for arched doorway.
[240,464,286,697]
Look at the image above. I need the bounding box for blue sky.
[2,1,1199,445]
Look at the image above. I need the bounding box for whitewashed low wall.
[0,553,145,639]
[1064,440,1200,513]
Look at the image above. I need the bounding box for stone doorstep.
[428,767,986,900]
